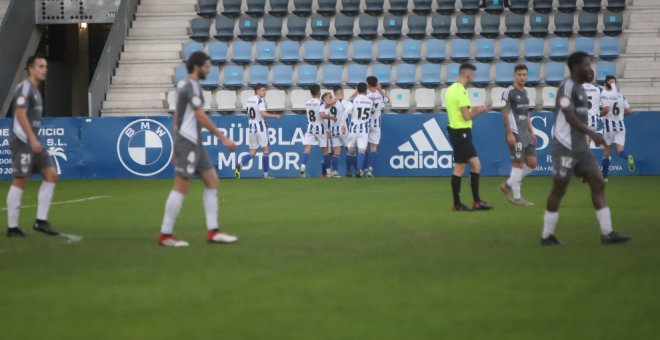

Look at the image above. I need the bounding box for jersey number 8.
[308,110,316,122]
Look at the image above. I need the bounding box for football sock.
[161,190,184,235]
[451,175,462,206]
[37,181,56,221]
[602,156,611,178]
[542,211,559,238]
[300,152,309,168]
[617,150,628,160]
[522,164,534,178]
[470,172,481,202]
[6,185,23,229]
[507,167,523,200]
[346,153,356,173]
[367,152,377,171]
[241,154,253,166]
[364,151,369,170]
[596,207,613,235]
[203,188,218,231]
[262,153,270,175]
[357,152,366,171]
[331,155,339,172]
[323,154,331,174]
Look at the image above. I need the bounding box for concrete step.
[102,110,170,117]
[137,4,195,13]
[115,67,176,76]
[110,84,174,91]
[106,91,167,101]
[632,0,660,6]
[103,100,166,110]
[112,75,173,85]
[131,20,191,29]
[625,45,660,54]
[141,0,195,4]
[123,43,183,53]
[126,35,190,42]
[120,51,182,60]
[623,69,660,78]
[129,27,189,37]
[624,61,660,70]
[618,87,660,96]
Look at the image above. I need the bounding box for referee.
[445,63,493,211]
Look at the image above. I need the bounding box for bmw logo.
[116,119,173,176]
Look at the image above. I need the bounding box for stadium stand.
[246,0,266,17]
[317,0,337,16]
[340,0,360,16]
[221,0,241,18]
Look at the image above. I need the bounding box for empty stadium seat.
[310,15,330,40]
[287,16,307,40]
[436,0,456,15]
[365,0,384,15]
[407,14,428,39]
[582,0,603,13]
[239,90,253,109]
[461,0,480,15]
[553,12,574,37]
[445,63,460,84]
[265,89,286,111]
[508,0,529,14]
[372,63,392,87]
[254,41,276,64]
[273,64,294,87]
[395,64,417,88]
[279,40,300,64]
[175,66,187,84]
[347,63,368,86]
[431,14,452,39]
[475,38,495,62]
[420,62,441,87]
[483,0,504,14]
[202,66,221,89]
[262,16,283,40]
[529,13,549,37]
[415,88,436,110]
[383,15,403,40]
[190,18,212,41]
[542,86,557,109]
[603,11,623,36]
[596,61,616,83]
[473,63,491,87]
[183,41,204,62]
[456,14,476,38]
[490,87,506,109]
[544,62,566,86]
[526,62,541,86]
[426,39,447,63]
[480,13,501,39]
[413,0,433,15]
[238,17,258,40]
[499,38,520,62]
[377,40,398,63]
[202,91,213,110]
[269,0,289,16]
[340,0,360,16]
[599,36,620,60]
[389,0,409,15]
[389,89,411,111]
[322,64,343,87]
[527,87,538,107]
[467,87,487,106]
[450,39,471,63]
[213,16,234,41]
[524,37,544,62]
[317,0,337,16]
[328,40,349,63]
[549,37,569,61]
[607,0,626,12]
[293,0,313,16]
[290,89,309,111]
[248,65,269,86]
[578,12,598,36]
[197,0,218,18]
[402,39,423,63]
[303,40,324,63]
[297,63,318,87]
[533,0,552,14]
[557,0,577,13]
[574,37,595,56]
[246,0,266,17]
[216,90,237,111]
[359,16,379,39]
[505,14,524,38]
[495,62,515,86]
[334,14,355,40]
[353,39,373,63]
[221,0,241,17]
[208,41,228,64]
[231,41,252,64]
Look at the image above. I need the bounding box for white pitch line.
[0,195,111,211]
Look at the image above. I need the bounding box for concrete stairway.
[101,0,196,116]
[0,0,11,25]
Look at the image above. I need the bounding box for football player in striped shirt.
[582,69,608,145]
[321,86,349,178]
[235,84,281,179]
[339,82,373,177]
[600,75,635,182]
[298,85,337,177]
[364,76,390,177]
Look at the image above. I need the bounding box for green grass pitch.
[0,176,658,339]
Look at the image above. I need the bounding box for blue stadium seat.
[395,63,416,88]
[420,62,441,87]
[599,37,620,60]
[544,62,566,86]
[436,0,456,15]
[246,0,266,17]
[456,14,476,39]
[607,0,626,12]
[479,14,500,39]
[553,12,574,37]
[248,64,269,86]
[262,15,283,40]
[303,40,324,63]
[499,38,520,62]
[269,0,289,16]
[484,0,504,14]
[183,41,204,62]
[322,64,343,87]
[272,64,294,88]
[557,0,577,13]
[334,14,355,40]
[293,0,313,16]
[383,15,403,40]
[574,37,595,56]
[402,39,422,63]
[495,62,515,86]
[533,0,553,14]
[365,0,384,15]
[371,63,392,87]
[214,15,234,41]
[347,63,368,86]
[231,41,252,64]
[445,63,460,84]
[549,37,569,61]
[431,14,451,39]
[353,39,373,63]
[175,66,187,84]
[287,16,307,40]
[317,0,337,16]
[328,40,349,64]
[341,0,360,16]
[413,0,433,15]
[190,18,212,41]
[377,40,397,63]
[450,39,471,63]
[524,38,544,62]
[389,0,409,15]
[526,62,541,86]
[596,61,616,83]
[461,0,480,15]
[255,41,276,64]
[603,11,623,36]
[578,12,598,37]
[197,0,218,18]
[221,0,241,17]
[297,63,318,87]
[475,38,495,62]
[509,0,530,14]
[238,17,258,40]
[426,39,446,63]
[505,13,524,38]
[359,15,379,39]
[208,41,228,64]
[310,15,330,40]
[529,13,549,37]
[473,63,491,87]
[582,0,603,13]
[407,14,428,39]
[279,40,300,64]
[202,66,221,89]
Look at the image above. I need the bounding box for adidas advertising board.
[0,113,658,179]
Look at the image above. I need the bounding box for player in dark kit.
[5,54,60,238]
[541,52,631,246]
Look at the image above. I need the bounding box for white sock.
[36,181,56,221]
[160,191,184,235]
[522,165,534,178]
[506,167,523,199]
[6,185,23,228]
[596,207,613,235]
[542,211,559,238]
[203,188,218,231]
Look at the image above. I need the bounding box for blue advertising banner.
[0,112,658,180]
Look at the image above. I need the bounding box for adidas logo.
[390,118,454,170]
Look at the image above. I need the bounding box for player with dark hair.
[339,82,373,177]
[600,75,635,182]
[299,85,337,177]
[362,76,390,177]
[326,86,350,177]
[158,51,238,247]
[540,52,630,246]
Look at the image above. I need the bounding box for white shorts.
[248,131,269,150]
[368,126,381,145]
[604,131,625,147]
[331,134,349,148]
[348,133,369,150]
[304,132,328,148]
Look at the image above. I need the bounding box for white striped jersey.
[365,90,389,128]
[323,98,348,136]
[582,83,604,129]
[305,98,325,135]
[601,89,630,132]
[245,95,268,133]
[343,95,373,134]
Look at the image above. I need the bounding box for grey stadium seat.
[529,13,549,38]
[456,14,476,39]
[483,0,503,14]
[246,0,266,17]
[413,0,433,15]
[358,15,379,40]
[269,0,289,16]
[578,12,598,37]
[213,16,235,41]
[407,14,428,40]
[196,0,218,18]
[333,14,355,40]
[341,0,360,16]
[460,0,480,15]
[383,14,403,40]
[262,15,283,40]
[190,18,212,41]
[553,12,574,37]
[317,0,337,16]
[504,13,524,38]
[603,11,623,36]
[293,0,312,16]
[508,0,529,15]
[221,0,241,18]
[310,15,330,40]
[479,13,500,39]
[557,0,577,13]
[365,0,384,16]
[431,14,452,39]
[582,0,603,13]
[287,16,307,40]
[238,17,258,40]
[607,0,626,12]
[533,0,552,14]
[389,0,409,16]
[436,0,456,15]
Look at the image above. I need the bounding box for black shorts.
[447,127,477,164]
